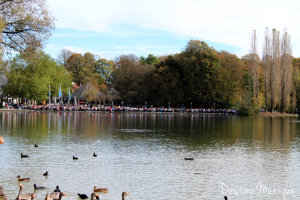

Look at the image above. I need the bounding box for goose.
[43,171,48,176]
[16,175,30,182]
[93,186,108,193]
[34,144,38,147]
[73,156,78,160]
[90,193,99,200]
[54,186,61,193]
[48,192,66,200]
[122,192,130,200]
[93,153,97,157]
[0,186,8,200]
[16,184,35,200]
[21,153,29,158]
[78,193,88,199]
[184,158,194,160]
[0,136,4,144]
[33,184,46,190]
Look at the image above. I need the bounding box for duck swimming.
[73,156,78,160]
[184,158,194,160]
[93,153,97,157]
[93,186,108,193]
[78,193,88,199]
[34,144,38,147]
[33,184,46,190]
[54,186,61,193]
[43,171,48,176]
[16,176,30,182]
[21,153,29,158]
[224,196,228,200]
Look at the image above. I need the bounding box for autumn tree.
[0,0,54,54]
[111,54,154,105]
[218,51,243,107]
[262,28,294,112]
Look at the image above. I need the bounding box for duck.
[224,196,228,200]
[184,157,194,160]
[43,171,48,176]
[16,175,30,182]
[21,153,29,158]
[90,193,99,200]
[16,184,35,200]
[54,186,61,193]
[93,153,97,157]
[33,184,46,190]
[93,186,108,193]
[122,192,130,200]
[78,193,88,199]
[73,156,78,160]
[34,144,38,147]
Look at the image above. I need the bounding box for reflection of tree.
[0,112,297,152]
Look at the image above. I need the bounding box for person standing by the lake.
[0,136,4,144]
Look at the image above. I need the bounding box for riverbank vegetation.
[0,0,299,115]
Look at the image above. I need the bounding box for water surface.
[0,111,299,200]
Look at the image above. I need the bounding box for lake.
[0,111,299,200]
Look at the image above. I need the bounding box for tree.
[4,52,72,103]
[111,54,153,105]
[140,54,159,65]
[180,40,219,107]
[0,0,54,54]
[249,30,259,98]
[218,51,243,107]
[262,28,294,112]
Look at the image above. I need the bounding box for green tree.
[180,40,220,107]
[4,52,72,103]
[140,54,159,65]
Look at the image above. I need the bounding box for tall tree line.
[262,28,295,112]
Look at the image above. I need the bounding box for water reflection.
[0,111,299,200]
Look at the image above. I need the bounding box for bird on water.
[43,171,48,176]
[184,157,194,160]
[93,186,109,193]
[16,175,30,182]
[93,153,97,157]
[54,185,61,193]
[73,156,78,160]
[78,193,88,199]
[122,192,130,200]
[16,184,35,200]
[33,184,46,190]
[21,153,29,158]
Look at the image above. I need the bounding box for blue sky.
[45,0,300,60]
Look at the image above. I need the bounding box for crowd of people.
[5,104,238,114]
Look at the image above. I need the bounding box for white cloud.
[47,0,300,56]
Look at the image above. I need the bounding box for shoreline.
[260,112,298,117]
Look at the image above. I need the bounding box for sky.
[45,0,300,60]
